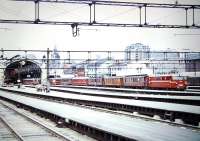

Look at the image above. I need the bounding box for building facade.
[125,43,150,61]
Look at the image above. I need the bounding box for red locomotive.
[147,75,187,90]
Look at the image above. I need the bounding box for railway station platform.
[0,88,200,141]
[0,86,200,126]
[51,86,200,106]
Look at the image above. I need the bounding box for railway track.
[1,87,199,130]
[50,86,200,106]
[0,116,24,141]
[0,100,71,141]
[55,85,200,96]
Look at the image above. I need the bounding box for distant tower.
[125,43,150,61]
[50,46,60,75]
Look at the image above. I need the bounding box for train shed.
[3,55,41,84]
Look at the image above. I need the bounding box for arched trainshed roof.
[4,58,42,84]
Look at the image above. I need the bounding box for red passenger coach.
[49,78,62,86]
[22,78,40,85]
[60,78,72,85]
[71,77,89,86]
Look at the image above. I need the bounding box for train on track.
[46,74,188,90]
[8,74,188,90]
[22,78,40,85]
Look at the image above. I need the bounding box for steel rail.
[0,100,71,141]
[50,87,200,106]
[54,85,200,96]
[0,116,25,141]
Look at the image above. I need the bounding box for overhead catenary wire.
[0,0,199,31]
[98,7,138,22]
[148,9,181,25]
[42,3,88,20]
[0,1,32,19]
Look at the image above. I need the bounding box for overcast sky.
[0,0,200,52]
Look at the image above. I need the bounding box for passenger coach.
[124,75,148,88]
[104,76,123,87]
[71,77,89,86]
